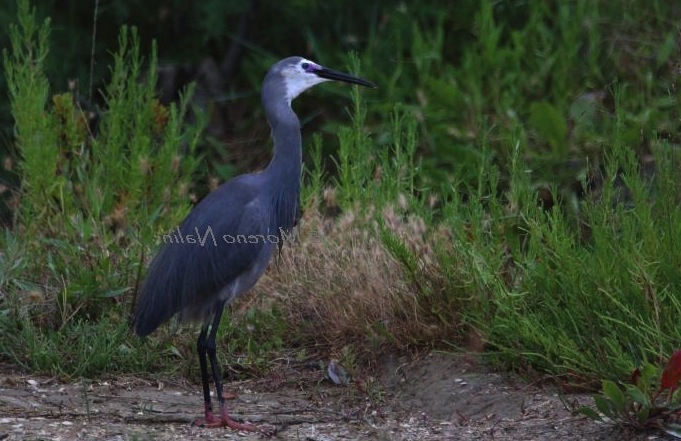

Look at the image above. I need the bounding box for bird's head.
[268,56,376,104]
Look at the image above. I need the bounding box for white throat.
[283,75,329,105]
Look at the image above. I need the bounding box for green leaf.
[529,101,568,155]
[594,395,615,419]
[636,403,650,425]
[168,345,182,358]
[576,406,603,421]
[624,384,650,407]
[425,77,464,111]
[639,363,660,394]
[569,93,599,134]
[602,380,625,413]
[100,287,130,298]
[657,32,676,68]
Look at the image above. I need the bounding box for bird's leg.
[193,325,220,426]
[194,305,259,432]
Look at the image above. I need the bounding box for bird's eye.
[301,62,310,70]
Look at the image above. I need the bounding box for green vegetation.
[576,351,681,434]
[1,0,680,412]
[1,1,202,377]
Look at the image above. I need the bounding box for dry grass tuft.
[234,201,466,362]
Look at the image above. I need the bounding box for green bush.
[0,0,203,375]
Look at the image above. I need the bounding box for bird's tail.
[133,246,183,337]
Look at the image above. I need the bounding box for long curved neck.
[263,100,302,178]
[262,91,302,233]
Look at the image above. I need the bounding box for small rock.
[327,361,350,386]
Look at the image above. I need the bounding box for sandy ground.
[0,352,670,440]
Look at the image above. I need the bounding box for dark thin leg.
[192,304,258,432]
[193,325,219,426]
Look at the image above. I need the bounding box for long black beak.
[315,67,377,88]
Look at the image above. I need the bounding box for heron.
[133,56,375,432]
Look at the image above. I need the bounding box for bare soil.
[0,352,669,440]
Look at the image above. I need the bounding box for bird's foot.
[191,409,220,428]
[192,406,267,434]
[192,415,258,431]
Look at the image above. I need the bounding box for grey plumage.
[134,175,279,335]
[133,56,375,431]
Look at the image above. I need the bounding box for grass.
[0,0,203,378]
[485,136,681,380]
[0,0,680,399]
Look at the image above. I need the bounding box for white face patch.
[282,58,330,104]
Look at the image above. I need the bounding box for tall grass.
[2,0,681,387]
[488,130,681,378]
[0,0,203,376]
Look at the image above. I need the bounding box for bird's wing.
[134,177,272,336]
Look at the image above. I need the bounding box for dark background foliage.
[1,1,679,199]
